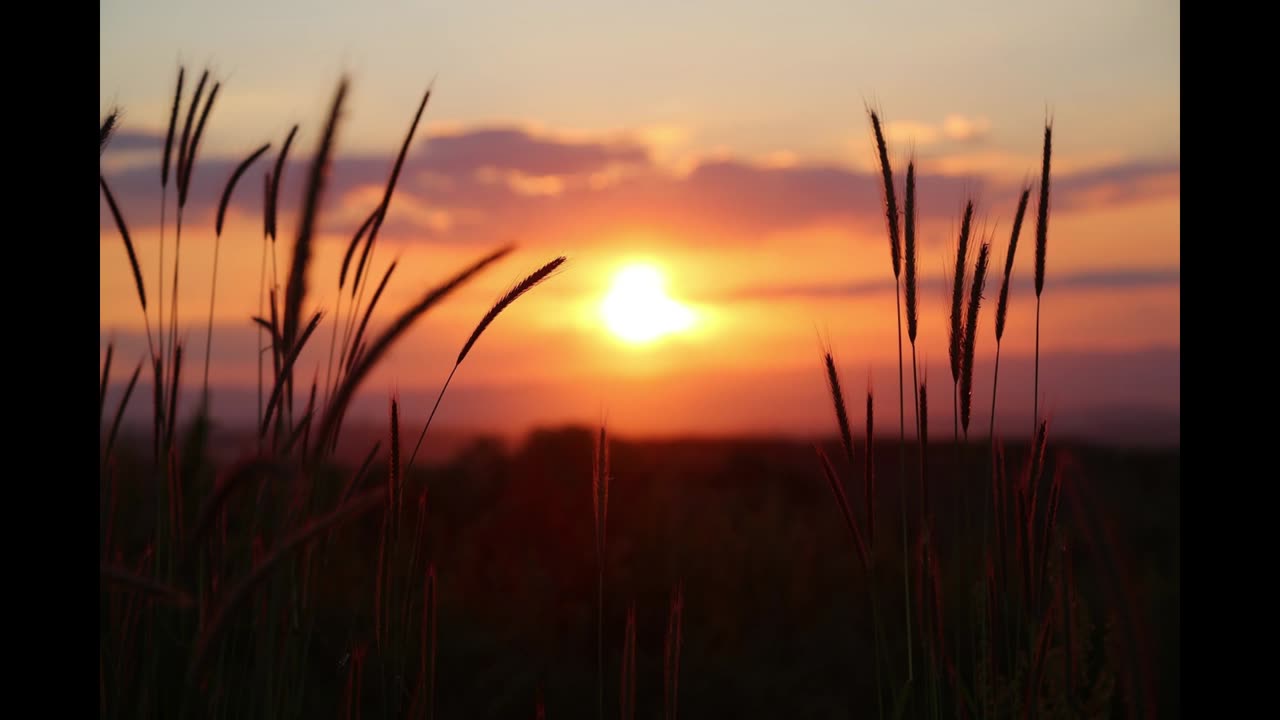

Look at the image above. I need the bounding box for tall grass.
[1033,121,1053,435]
[101,71,1152,717]
[807,109,1140,719]
[99,71,550,719]
[593,424,611,720]
[204,142,272,401]
[990,186,1031,442]
[869,109,916,688]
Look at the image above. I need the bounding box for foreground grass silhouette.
[100,72,1170,718]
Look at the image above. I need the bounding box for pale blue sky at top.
[101,0,1179,163]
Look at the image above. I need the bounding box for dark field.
[102,427,1179,718]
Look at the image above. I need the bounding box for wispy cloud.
[886,114,992,147]
[709,267,1180,302]
[101,125,1180,249]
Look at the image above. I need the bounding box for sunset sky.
[100,1,1180,446]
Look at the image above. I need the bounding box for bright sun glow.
[601,264,695,344]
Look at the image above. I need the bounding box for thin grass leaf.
[101,108,120,156]
[166,343,183,450]
[101,563,194,607]
[960,242,991,435]
[362,82,434,275]
[100,175,147,311]
[216,143,272,236]
[664,582,684,720]
[339,208,381,291]
[995,187,1031,342]
[176,70,209,199]
[260,311,323,436]
[339,441,382,508]
[815,444,869,572]
[283,81,346,359]
[823,352,855,469]
[904,160,918,341]
[620,602,637,720]
[104,360,143,462]
[186,456,292,556]
[314,245,513,455]
[162,67,184,188]
[179,80,219,209]
[869,109,902,278]
[949,201,974,384]
[187,487,388,683]
[344,260,398,373]
[100,344,114,425]
[865,390,875,550]
[152,357,164,462]
[268,124,300,242]
[1035,122,1052,298]
[389,395,401,540]
[919,381,929,522]
[404,256,567,469]
[458,257,566,366]
[593,424,610,561]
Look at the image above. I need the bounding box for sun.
[600,264,695,344]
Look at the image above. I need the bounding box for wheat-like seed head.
[815,444,869,572]
[864,390,875,550]
[216,143,272,237]
[458,257,567,366]
[100,108,120,156]
[339,208,380,291]
[949,201,975,383]
[179,80,220,209]
[995,187,1031,342]
[919,380,929,520]
[870,109,902,278]
[176,70,209,202]
[390,395,401,533]
[823,351,855,470]
[344,260,399,373]
[100,175,147,312]
[960,242,992,434]
[284,79,347,355]
[268,125,300,243]
[314,245,513,455]
[904,159,919,342]
[161,67,184,188]
[593,424,610,561]
[1035,122,1053,297]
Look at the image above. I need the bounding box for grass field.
[100,69,1178,719]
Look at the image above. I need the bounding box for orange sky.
[100,3,1179,445]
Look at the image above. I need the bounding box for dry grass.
[101,108,120,155]
[948,201,975,389]
[98,67,1142,717]
[822,351,856,469]
[959,241,991,437]
[990,186,1031,439]
[99,175,149,325]
[283,79,346,357]
[406,256,567,471]
[1033,121,1054,432]
[663,582,684,720]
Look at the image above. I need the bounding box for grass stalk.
[1033,121,1052,436]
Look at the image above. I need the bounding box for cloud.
[417,127,649,177]
[885,114,992,147]
[100,125,1180,250]
[1053,160,1181,210]
[941,114,992,143]
[709,267,1180,302]
[106,130,166,153]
